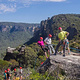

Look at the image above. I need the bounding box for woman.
[37,37,48,59]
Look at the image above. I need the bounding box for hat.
[5,70,7,73]
[20,67,22,69]
[49,34,52,37]
[40,37,43,40]
[58,27,62,30]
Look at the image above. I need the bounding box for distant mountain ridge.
[0,22,40,34]
[0,22,40,54]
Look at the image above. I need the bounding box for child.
[37,37,48,59]
[13,68,17,80]
[19,67,22,80]
[4,70,7,80]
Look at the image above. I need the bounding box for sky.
[0,0,80,23]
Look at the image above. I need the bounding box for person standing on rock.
[44,34,55,55]
[54,27,69,57]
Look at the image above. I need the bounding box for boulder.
[39,53,80,80]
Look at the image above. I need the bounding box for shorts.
[4,78,6,80]
[62,39,69,48]
[65,39,69,48]
[42,48,46,52]
[7,77,10,79]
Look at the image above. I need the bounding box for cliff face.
[0,22,40,53]
[39,14,80,40]
[39,53,80,80]
[0,22,40,34]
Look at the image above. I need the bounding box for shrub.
[9,59,19,67]
[0,59,11,70]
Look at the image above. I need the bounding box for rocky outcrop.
[4,45,26,61]
[39,53,80,80]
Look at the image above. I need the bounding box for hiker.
[13,68,17,80]
[19,67,22,80]
[36,37,48,58]
[6,68,11,80]
[44,34,55,55]
[60,39,70,55]
[54,27,69,57]
[4,70,7,80]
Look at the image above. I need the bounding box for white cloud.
[0,4,16,13]
[0,0,66,13]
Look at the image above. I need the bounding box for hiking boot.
[63,55,65,57]
[53,53,56,55]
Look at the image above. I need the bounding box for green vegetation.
[0,22,39,55]
[0,59,11,70]
[0,14,80,80]
[0,31,32,53]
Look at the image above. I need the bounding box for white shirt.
[19,69,22,73]
[44,37,51,44]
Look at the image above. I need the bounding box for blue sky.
[0,0,80,23]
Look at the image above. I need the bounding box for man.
[54,27,69,57]
[44,34,55,55]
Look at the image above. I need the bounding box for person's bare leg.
[48,50,50,55]
[68,47,70,55]
[44,52,48,58]
[61,46,63,52]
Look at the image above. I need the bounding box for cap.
[58,27,62,30]
[49,34,52,37]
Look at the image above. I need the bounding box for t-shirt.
[58,31,67,40]
[7,72,10,78]
[14,72,17,76]
[37,41,44,46]
[4,73,6,79]
[44,37,51,44]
